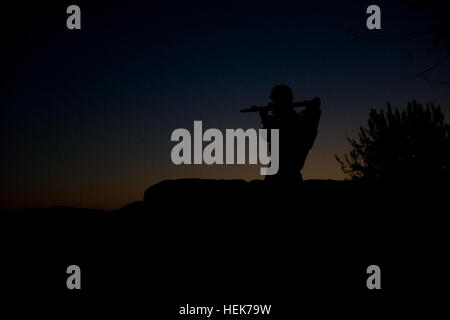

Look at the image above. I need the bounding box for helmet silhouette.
[270,85,294,103]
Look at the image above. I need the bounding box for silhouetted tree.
[336,101,450,182]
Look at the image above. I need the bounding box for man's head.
[270,85,294,105]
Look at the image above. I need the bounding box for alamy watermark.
[170,121,279,175]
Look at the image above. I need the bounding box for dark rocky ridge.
[1,178,448,311]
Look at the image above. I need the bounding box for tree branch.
[405,54,449,79]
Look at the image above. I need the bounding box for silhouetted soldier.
[259,85,321,183]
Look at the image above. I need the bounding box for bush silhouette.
[336,101,450,182]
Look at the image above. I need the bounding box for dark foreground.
[1,179,448,317]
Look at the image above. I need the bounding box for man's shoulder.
[301,105,321,115]
[307,105,321,116]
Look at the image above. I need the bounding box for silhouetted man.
[259,85,321,183]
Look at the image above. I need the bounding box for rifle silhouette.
[240,97,320,113]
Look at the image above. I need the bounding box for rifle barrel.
[240,99,317,113]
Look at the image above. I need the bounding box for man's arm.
[259,109,273,128]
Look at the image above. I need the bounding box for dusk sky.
[2,0,449,210]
